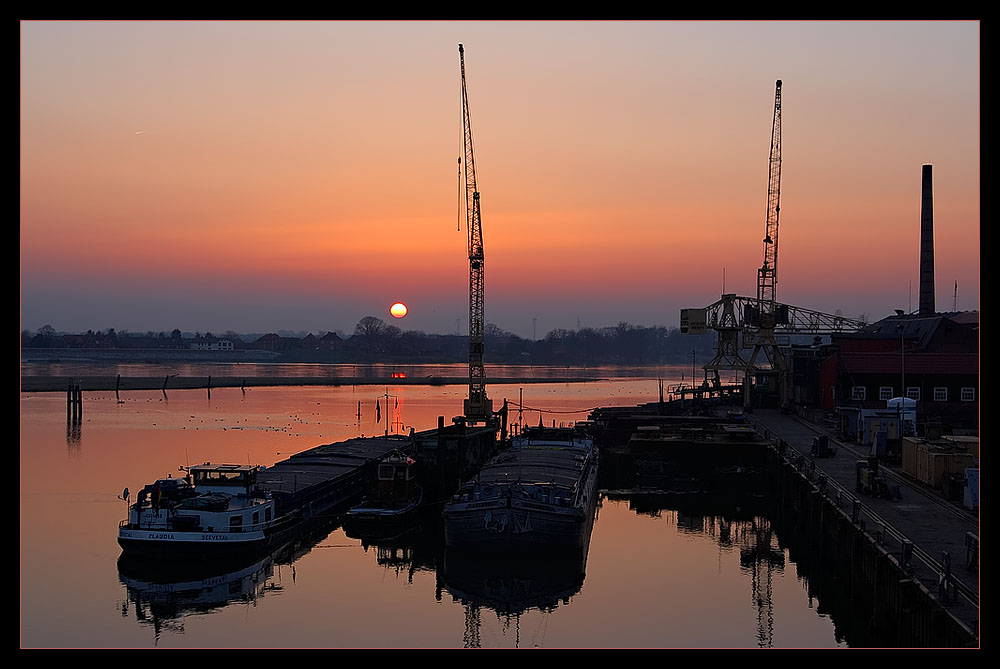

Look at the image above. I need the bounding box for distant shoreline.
[20,375,601,393]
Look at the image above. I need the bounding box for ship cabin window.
[193,469,246,485]
[230,515,243,532]
[252,511,260,525]
[265,507,272,522]
[194,469,249,486]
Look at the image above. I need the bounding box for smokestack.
[919,164,935,316]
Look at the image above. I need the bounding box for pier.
[588,399,979,646]
[751,409,979,645]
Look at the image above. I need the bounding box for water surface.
[20,372,846,648]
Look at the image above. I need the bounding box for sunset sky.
[20,21,980,339]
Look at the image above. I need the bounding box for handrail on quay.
[749,417,979,613]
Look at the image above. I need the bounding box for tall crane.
[681,80,866,409]
[757,80,782,316]
[743,79,787,407]
[459,43,492,423]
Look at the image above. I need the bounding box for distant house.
[301,333,319,350]
[190,335,235,351]
[319,332,343,350]
[251,333,283,351]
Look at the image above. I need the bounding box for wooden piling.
[67,381,82,420]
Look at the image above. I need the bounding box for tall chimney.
[919,164,935,316]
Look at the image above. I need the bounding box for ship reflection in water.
[440,547,590,648]
[117,517,339,643]
[118,552,282,641]
[344,497,595,649]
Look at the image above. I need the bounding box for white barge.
[118,464,284,560]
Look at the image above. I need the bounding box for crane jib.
[459,43,492,423]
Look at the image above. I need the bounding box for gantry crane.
[459,43,492,423]
[681,81,866,409]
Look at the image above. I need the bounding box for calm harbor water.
[20,368,849,648]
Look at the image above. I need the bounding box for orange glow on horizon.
[19,22,979,334]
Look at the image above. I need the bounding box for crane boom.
[459,43,491,422]
[744,79,787,408]
[757,79,782,312]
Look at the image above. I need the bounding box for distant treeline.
[22,318,718,365]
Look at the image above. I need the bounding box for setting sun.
[390,302,408,318]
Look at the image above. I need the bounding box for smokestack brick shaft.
[919,164,935,316]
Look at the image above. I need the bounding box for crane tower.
[459,43,492,422]
[743,79,788,408]
[680,80,866,409]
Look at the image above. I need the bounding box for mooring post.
[66,382,82,420]
[436,415,447,490]
[207,375,211,399]
[115,374,121,401]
